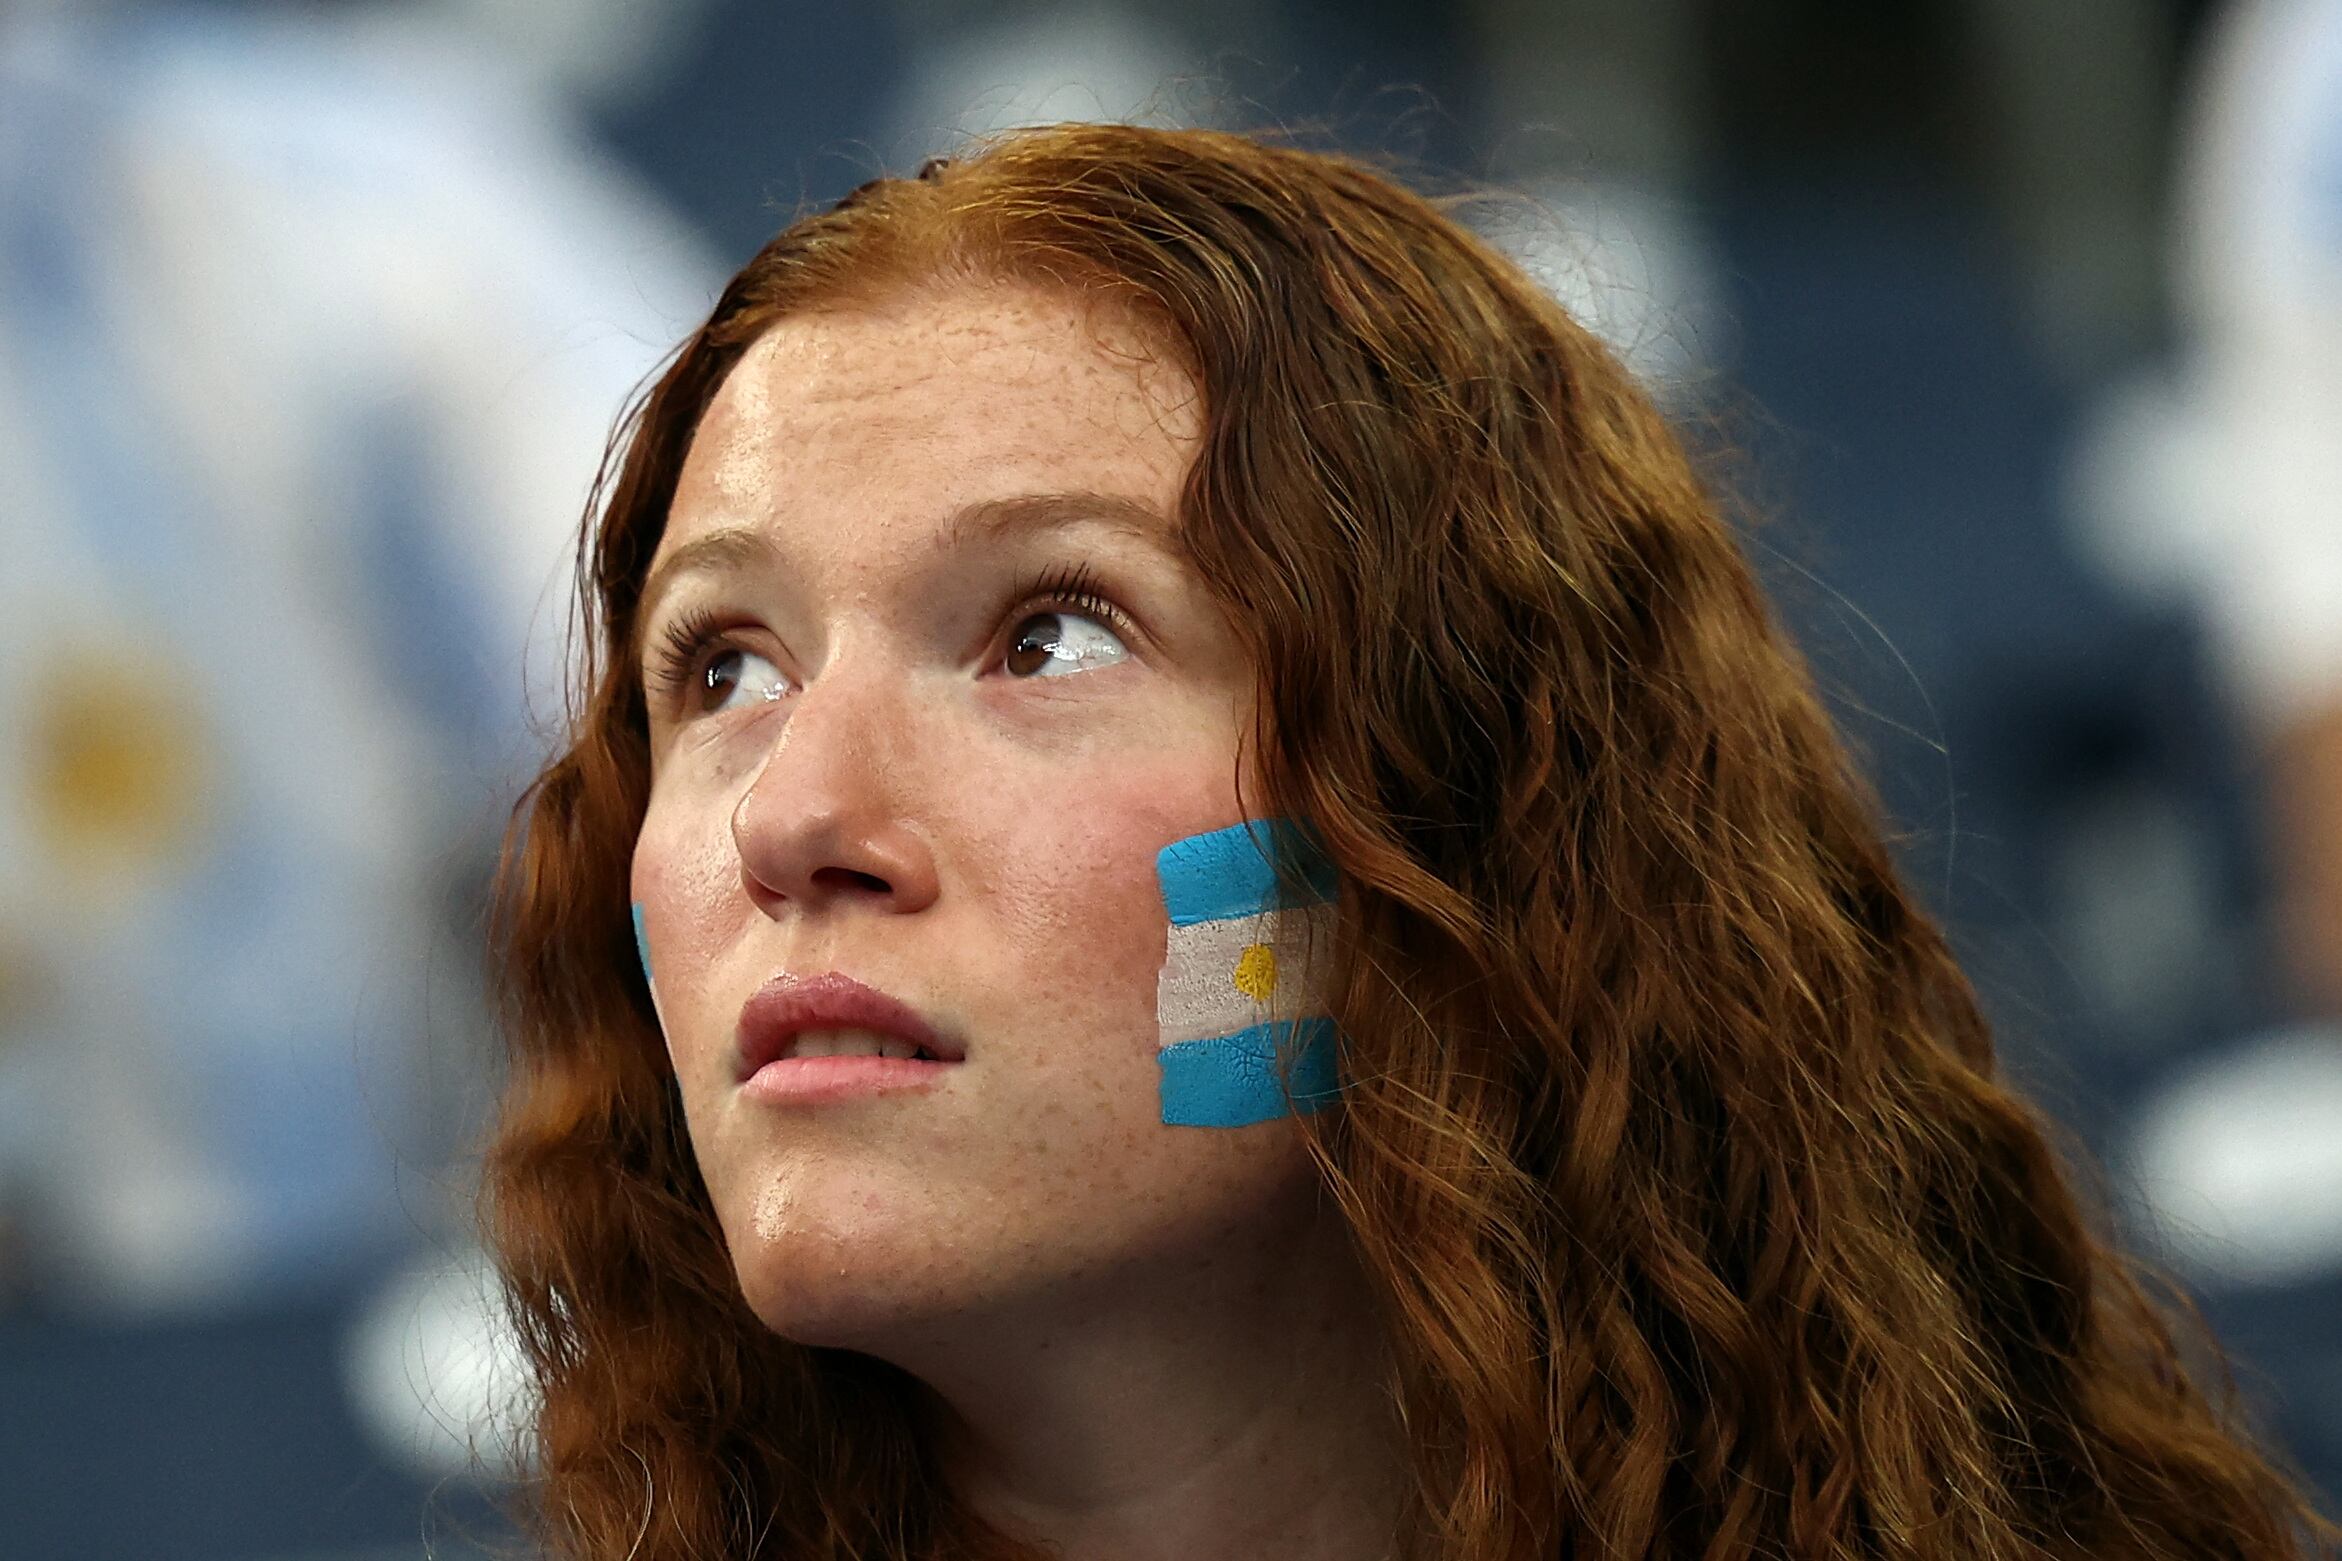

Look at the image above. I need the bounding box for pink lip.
[734,970,963,1103]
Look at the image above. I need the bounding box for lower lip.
[740,1055,957,1105]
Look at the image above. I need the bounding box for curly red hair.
[483,123,2337,1559]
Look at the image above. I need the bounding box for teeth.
[788,1027,924,1060]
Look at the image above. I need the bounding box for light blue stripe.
[1157,1018,1341,1128]
[630,902,655,1000]
[1155,819,1338,927]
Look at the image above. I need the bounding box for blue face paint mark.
[630,902,656,1004]
[1157,1018,1342,1128]
[1155,817,1339,926]
[1153,817,1344,1128]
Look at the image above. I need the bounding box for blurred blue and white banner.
[0,1,714,1315]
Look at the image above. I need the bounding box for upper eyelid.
[1029,583,1136,638]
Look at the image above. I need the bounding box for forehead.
[667,286,1203,549]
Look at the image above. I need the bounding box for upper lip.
[735,970,962,1078]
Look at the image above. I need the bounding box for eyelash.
[647,604,730,698]
[642,561,1135,704]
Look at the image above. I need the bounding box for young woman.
[484,124,2336,1560]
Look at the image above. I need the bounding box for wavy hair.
[483,123,2336,1560]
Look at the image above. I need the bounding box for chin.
[717,1179,980,1351]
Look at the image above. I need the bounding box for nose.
[729,674,941,918]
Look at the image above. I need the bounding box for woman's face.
[629,285,1323,1352]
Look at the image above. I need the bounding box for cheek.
[629,790,743,1062]
[971,805,1179,1052]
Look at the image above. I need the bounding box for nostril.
[810,866,891,894]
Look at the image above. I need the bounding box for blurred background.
[3,0,2337,1554]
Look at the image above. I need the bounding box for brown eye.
[697,646,789,712]
[1005,611,1127,678]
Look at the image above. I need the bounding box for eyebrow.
[632,489,1182,655]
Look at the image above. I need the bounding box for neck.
[901,1197,1407,1561]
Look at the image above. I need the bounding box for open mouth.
[779,1028,948,1063]
[734,969,966,1090]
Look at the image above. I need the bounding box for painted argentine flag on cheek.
[1154,819,1343,1128]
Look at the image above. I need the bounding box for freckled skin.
[629,287,1325,1362]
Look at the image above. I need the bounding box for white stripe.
[1155,900,1337,1047]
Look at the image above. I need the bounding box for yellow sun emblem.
[1231,942,1278,1002]
[27,645,214,878]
